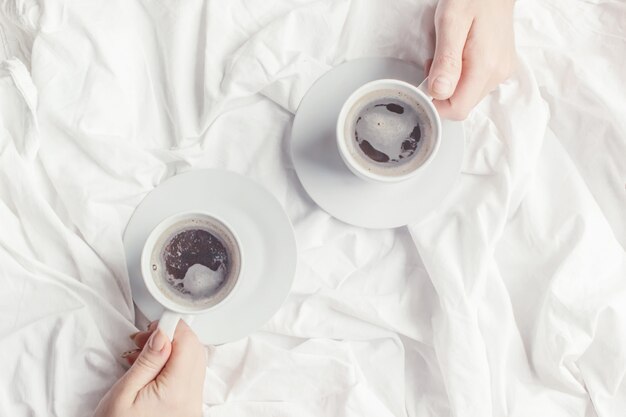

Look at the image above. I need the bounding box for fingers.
[130,330,154,351]
[428,3,472,100]
[124,325,157,366]
[122,349,141,366]
[433,59,489,120]
[117,329,172,399]
[157,321,206,393]
[116,320,204,405]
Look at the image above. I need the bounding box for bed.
[0,0,624,416]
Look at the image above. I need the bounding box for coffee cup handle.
[417,78,433,100]
[157,310,195,341]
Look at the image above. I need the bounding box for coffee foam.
[149,217,240,310]
[182,263,227,298]
[344,89,435,177]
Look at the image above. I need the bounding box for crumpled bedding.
[0,0,624,416]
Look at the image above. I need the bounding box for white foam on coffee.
[344,89,435,177]
[182,263,227,298]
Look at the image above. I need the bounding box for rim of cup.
[336,78,442,183]
[140,211,243,314]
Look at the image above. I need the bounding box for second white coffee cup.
[141,211,244,340]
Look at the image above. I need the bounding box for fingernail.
[148,329,167,352]
[432,77,452,96]
[129,332,140,341]
[121,349,138,358]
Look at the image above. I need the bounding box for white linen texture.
[0,0,624,416]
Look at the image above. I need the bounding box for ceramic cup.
[336,78,442,183]
[141,211,243,340]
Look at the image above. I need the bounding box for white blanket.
[0,0,624,416]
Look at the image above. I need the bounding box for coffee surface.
[354,97,422,163]
[345,89,434,177]
[163,229,228,281]
[150,217,240,309]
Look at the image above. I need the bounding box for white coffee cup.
[141,211,243,340]
[336,78,442,183]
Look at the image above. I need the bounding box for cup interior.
[141,211,243,314]
[336,79,441,183]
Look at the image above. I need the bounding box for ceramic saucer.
[123,170,297,345]
[291,57,465,229]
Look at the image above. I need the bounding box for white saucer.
[123,170,297,345]
[291,58,465,229]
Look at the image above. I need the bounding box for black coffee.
[164,227,228,279]
[345,89,434,177]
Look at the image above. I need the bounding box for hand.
[426,0,516,120]
[94,321,206,417]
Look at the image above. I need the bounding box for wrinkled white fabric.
[0,0,624,416]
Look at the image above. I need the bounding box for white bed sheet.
[0,0,624,416]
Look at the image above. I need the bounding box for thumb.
[428,11,471,99]
[118,329,172,397]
